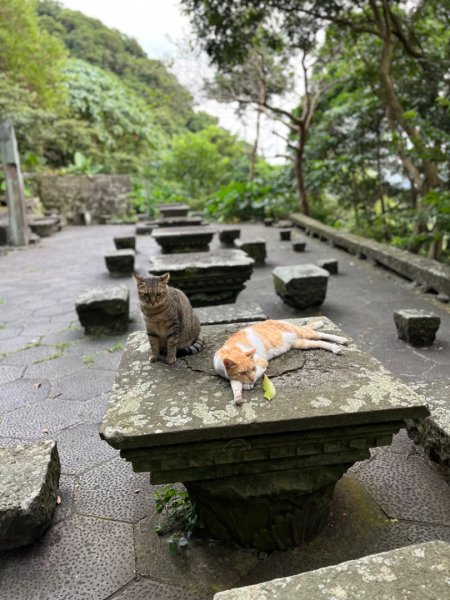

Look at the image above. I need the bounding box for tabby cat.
[134,273,203,364]
[214,319,348,404]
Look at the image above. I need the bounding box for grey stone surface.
[75,286,130,335]
[152,226,216,254]
[105,249,135,276]
[149,250,254,307]
[317,258,339,275]
[0,365,25,384]
[214,541,450,600]
[55,423,117,475]
[0,378,51,413]
[51,368,115,402]
[0,515,135,600]
[234,238,267,265]
[273,265,329,308]
[114,236,136,250]
[0,440,60,550]
[394,309,440,346]
[111,578,209,600]
[195,303,267,325]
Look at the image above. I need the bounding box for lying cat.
[214,319,348,404]
[134,273,203,364]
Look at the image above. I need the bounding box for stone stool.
[75,286,129,335]
[105,250,135,276]
[264,218,273,226]
[219,228,241,247]
[280,229,292,241]
[292,240,306,252]
[0,441,60,550]
[113,235,136,250]
[394,309,440,346]
[234,238,267,266]
[318,258,338,275]
[273,264,329,308]
[135,222,154,235]
[29,218,56,238]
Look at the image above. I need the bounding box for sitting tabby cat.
[134,273,203,364]
[214,319,348,404]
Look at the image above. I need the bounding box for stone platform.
[157,203,190,218]
[100,318,428,552]
[156,216,204,228]
[152,226,216,253]
[149,249,254,307]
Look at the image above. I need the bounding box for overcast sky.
[60,0,287,161]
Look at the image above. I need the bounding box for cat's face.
[223,349,257,384]
[134,273,170,307]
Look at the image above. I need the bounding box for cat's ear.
[245,349,256,358]
[133,273,144,283]
[159,273,170,285]
[223,358,236,369]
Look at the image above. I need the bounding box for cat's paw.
[335,336,349,345]
[150,355,159,363]
[233,395,244,406]
[166,356,177,365]
[242,383,255,390]
[330,344,343,354]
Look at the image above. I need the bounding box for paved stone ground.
[0,223,449,600]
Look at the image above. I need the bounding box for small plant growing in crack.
[32,342,72,364]
[83,353,95,366]
[153,485,203,555]
[106,342,124,353]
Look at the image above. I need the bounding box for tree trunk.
[249,107,261,181]
[294,125,309,215]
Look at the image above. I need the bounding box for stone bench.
[0,441,60,550]
[75,285,129,335]
[104,249,135,276]
[100,317,428,552]
[152,226,216,254]
[157,203,190,218]
[234,238,266,266]
[213,541,450,599]
[219,228,241,247]
[318,258,339,275]
[195,302,266,325]
[273,264,329,308]
[156,216,204,228]
[394,309,440,346]
[149,249,254,307]
[292,240,306,252]
[113,235,136,250]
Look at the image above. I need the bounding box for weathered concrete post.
[0,120,29,246]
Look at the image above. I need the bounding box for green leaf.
[263,374,276,401]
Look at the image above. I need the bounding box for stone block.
[135,222,154,235]
[149,250,254,307]
[318,258,339,275]
[234,238,267,266]
[157,203,189,218]
[264,218,273,226]
[394,309,440,346]
[272,265,329,308]
[113,235,136,250]
[152,226,216,254]
[292,241,306,252]
[280,229,292,241]
[195,302,266,325]
[29,218,57,237]
[0,441,60,550]
[157,216,204,228]
[75,285,129,335]
[219,228,241,247]
[105,249,135,276]
[213,541,450,599]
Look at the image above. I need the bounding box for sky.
[59,0,287,161]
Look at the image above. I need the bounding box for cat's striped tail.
[176,338,205,357]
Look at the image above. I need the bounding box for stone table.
[100,318,428,552]
[156,216,204,228]
[149,249,254,306]
[152,226,216,253]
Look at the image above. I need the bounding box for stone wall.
[26,174,132,224]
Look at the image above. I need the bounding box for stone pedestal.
[29,218,58,237]
[157,203,190,218]
[273,265,329,308]
[152,226,216,254]
[234,239,266,266]
[135,222,155,235]
[0,441,60,550]
[219,228,241,247]
[318,258,339,275]
[149,250,254,307]
[100,318,428,551]
[394,309,440,346]
[114,235,136,250]
[280,229,292,241]
[105,249,135,276]
[292,241,306,252]
[75,285,129,334]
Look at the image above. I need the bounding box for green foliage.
[154,485,202,555]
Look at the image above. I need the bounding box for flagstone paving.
[0,223,449,599]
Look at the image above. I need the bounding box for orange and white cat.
[214,319,348,405]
